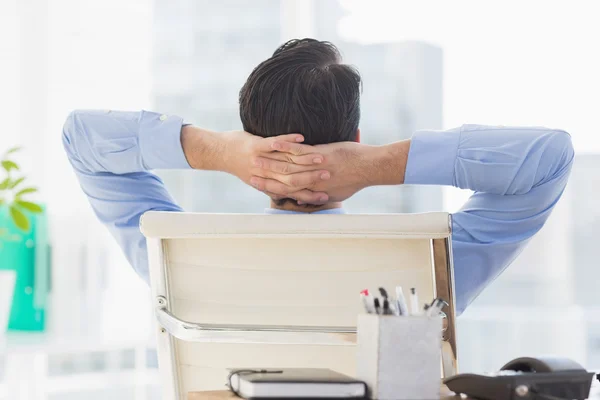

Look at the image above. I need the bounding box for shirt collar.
[264,208,347,215]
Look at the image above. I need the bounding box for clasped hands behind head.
[184,38,407,209]
[237,38,401,210]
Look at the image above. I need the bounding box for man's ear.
[355,128,361,143]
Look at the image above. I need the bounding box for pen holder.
[356,314,442,400]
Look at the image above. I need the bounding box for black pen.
[374,298,381,315]
[378,287,389,299]
[382,299,390,315]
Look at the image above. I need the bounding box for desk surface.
[189,383,600,399]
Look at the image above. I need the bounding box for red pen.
[360,289,376,314]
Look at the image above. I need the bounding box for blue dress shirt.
[62,110,574,314]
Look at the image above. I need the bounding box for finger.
[262,190,298,202]
[254,157,320,175]
[287,189,330,205]
[269,140,316,157]
[251,176,330,203]
[277,170,330,189]
[263,151,325,166]
[249,177,293,196]
[263,191,286,201]
[256,134,304,152]
[260,188,326,204]
[250,177,329,203]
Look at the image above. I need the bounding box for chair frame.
[144,213,457,400]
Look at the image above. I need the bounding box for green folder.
[0,204,50,331]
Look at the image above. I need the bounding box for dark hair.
[239,38,361,145]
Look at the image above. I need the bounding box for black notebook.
[227,368,367,399]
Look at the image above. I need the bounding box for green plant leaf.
[1,160,19,172]
[6,147,21,154]
[16,200,43,213]
[8,177,25,189]
[15,187,37,198]
[0,198,5,205]
[9,205,29,231]
[0,178,9,190]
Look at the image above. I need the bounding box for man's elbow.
[62,110,90,165]
[548,129,575,170]
[62,110,76,142]
[536,129,575,187]
[62,110,87,151]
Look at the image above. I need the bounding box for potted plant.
[0,146,48,332]
[0,147,43,236]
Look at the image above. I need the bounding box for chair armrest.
[156,299,356,346]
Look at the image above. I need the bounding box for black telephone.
[443,356,596,400]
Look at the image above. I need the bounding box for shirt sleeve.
[62,110,191,282]
[404,124,574,314]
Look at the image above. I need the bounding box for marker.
[395,286,409,316]
[410,288,420,315]
[378,287,389,299]
[426,298,448,317]
[382,299,390,315]
[389,301,400,316]
[379,288,397,315]
[374,298,381,315]
[360,289,376,314]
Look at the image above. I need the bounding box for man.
[63,39,574,314]
[238,39,361,213]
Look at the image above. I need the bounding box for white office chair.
[141,212,457,399]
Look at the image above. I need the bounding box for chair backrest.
[141,212,457,399]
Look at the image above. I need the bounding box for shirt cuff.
[138,110,192,170]
[404,127,462,186]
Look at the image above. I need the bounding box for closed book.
[228,368,367,399]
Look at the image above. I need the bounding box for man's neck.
[269,200,344,213]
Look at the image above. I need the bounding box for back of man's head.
[239,38,361,145]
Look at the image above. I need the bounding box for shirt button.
[159,114,168,121]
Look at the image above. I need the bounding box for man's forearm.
[404,126,574,193]
[181,125,226,171]
[62,110,187,282]
[180,125,333,203]
[290,139,411,203]
[367,140,411,186]
[403,125,574,313]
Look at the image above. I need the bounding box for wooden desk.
[186,387,452,399]
[189,382,600,399]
